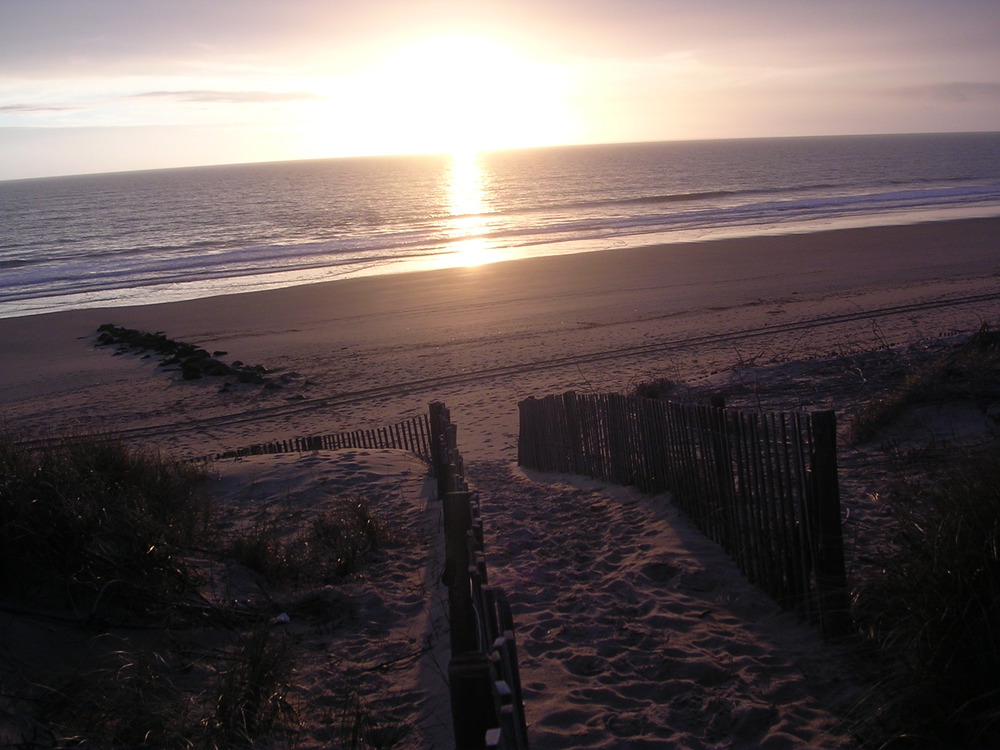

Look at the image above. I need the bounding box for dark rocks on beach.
[94,323,277,389]
[201,359,231,377]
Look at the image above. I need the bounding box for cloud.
[132,90,324,105]
[0,103,79,113]
[887,82,1000,103]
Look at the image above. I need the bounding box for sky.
[2,0,1000,180]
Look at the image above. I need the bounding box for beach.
[2,216,998,459]
[3,216,1000,747]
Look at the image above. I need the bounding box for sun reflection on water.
[446,151,497,266]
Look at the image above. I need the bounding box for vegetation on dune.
[823,325,1000,747]
[848,323,1000,445]
[0,433,207,611]
[226,495,391,586]
[852,447,1000,748]
[0,432,403,748]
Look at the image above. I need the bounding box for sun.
[306,33,574,157]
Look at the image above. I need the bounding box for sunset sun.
[308,33,574,157]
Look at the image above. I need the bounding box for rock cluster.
[95,323,272,384]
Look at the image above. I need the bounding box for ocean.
[2,132,1000,320]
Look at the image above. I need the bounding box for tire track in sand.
[28,289,999,448]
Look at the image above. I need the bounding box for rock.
[200,359,232,377]
[94,324,287,390]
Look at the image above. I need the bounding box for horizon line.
[3,128,999,184]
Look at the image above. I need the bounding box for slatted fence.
[211,413,433,463]
[518,391,849,638]
[429,402,529,750]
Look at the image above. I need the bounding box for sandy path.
[469,461,860,749]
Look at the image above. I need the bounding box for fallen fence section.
[430,402,529,750]
[211,413,432,464]
[517,391,850,639]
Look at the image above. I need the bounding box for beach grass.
[0,432,404,748]
[851,445,1000,747]
[848,323,1000,446]
[225,494,389,586]
[0,431,207,610]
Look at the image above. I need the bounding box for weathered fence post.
[429,401,450,491]
[444,490,477,655]
[809,410,850,638]
[448,651,496,750]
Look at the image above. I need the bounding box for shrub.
[631,376,679,400]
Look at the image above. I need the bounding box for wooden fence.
[517,391,849,638]
[211,413,433,463]
[429,402,529,750]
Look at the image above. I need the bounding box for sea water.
[2,132,999,319]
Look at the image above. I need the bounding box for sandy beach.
[3,216,999,459]
[3,216,1000,747]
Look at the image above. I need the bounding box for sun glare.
[306,33,573,158]
[446,150,496,266]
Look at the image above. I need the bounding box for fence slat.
[809,411,850,638]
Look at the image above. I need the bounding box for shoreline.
[3,210,1000,323]
[6,213,1000,324]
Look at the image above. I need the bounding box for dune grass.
[225,495,389,586]
[0,432,208,613]
[848,323,1000,445]
[0,432,403,748]
[844,328,1000,747]
[851,445,1000,748]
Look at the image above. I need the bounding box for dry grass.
[225,495,389,587]
[848,323,1000,445]
[0,433,403,748]
[0,433,207,614]
[851,446,1000,748]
